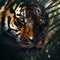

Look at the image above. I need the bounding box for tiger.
[0,0,49,48]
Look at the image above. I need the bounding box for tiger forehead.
[18,2,27,10]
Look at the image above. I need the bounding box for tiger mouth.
[15,35,44,49]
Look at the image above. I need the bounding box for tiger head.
[13,1,48,46]
[0,0,49,48]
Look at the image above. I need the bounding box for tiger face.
[0,0,49,48]
[13,5,46,44]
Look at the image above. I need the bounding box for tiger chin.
[0,0,50,54]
